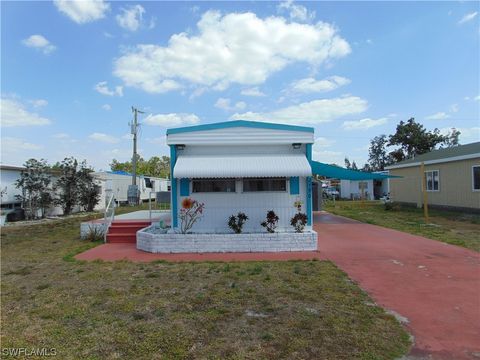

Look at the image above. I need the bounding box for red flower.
[182,198,194,209]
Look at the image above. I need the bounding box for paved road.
[314,211,480,360]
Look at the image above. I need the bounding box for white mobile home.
[167,120,314,233]
[0,165,24,209]
[92,171,170,209]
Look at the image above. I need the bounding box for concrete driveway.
[314,212,480,360]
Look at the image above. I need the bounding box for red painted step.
[108,225,149,234]
[106,220,152,243]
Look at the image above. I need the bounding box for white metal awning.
[173,154,312,178]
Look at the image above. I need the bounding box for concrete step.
[106,233,136,243]
[108,224,148,234]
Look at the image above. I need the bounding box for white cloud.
[22,35,56,54]
[54,0,110,24]
[1,137,43,151]
[116,4,145,31]
[94,81,123,96]
[342,117,388,130]
[114,11,351,93]
[277,0,315,22]
[214,98,246,111]
[0,97,51,127]
[231,96,367,125]
[440,127,480,143]
[143,113,200,127]
[475,95,480,101]
[458,11,478,25]
[146,137,166,145]
[290,75,350,93]
[52,133,70,139]
[102,104,111,111]
[312,149,344,165]
[425,112,450,120]
[30,99,48,107]
[449,104,459,113]
[241,87,266,97]
[88,132,120,143]
[313,137,335,149]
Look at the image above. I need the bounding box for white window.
[425,170,439,191]
[243,178,287,192]
[473,166,480,191]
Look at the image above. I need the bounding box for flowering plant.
[179,198,205,234]
[293,200,303,212]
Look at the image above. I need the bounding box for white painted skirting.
[137,227,318,253]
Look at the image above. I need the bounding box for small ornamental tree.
[54,157,79,216]
[228,212,248,234]
[77,161,101,212]
[15,159,52,219]
[261,210,279,233]
[179,198,205,234]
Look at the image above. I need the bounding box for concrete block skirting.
[137,227,318,253]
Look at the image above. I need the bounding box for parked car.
[5,208,25,222]
[323,187,339,199]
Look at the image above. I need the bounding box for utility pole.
[128,106,144,205]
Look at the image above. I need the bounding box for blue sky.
[1,0,479,170]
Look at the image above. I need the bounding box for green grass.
[324,200,480,252]
[1,212,411,359]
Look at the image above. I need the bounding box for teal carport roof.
[310,161,400,180]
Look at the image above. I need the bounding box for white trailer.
[92,171,170,209]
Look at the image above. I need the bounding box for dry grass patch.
[1,213,410,359]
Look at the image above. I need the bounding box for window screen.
[473,166,480,190]
[243,178,287,192]
[425,170,439,191]
[192,178,236,193]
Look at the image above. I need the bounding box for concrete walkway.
[76,211,480,359]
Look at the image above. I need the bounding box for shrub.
[228,212,248,234]
[83,225,105,242]
[384,202,399,211]
[261,210,279,233]
[290,212,308,233]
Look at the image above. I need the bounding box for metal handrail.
[104,193,116,243]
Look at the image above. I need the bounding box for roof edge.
[166,120,314,135]
[385,153,480,170]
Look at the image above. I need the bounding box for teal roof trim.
[166,120,314,135]
[310,161,400,180]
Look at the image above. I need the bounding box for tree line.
[110,155,170,178]
[344,118,460,172]
[15,157,100,220]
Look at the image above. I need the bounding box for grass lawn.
[1,211,410,359]
[324,200,480,252]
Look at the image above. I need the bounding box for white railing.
[104,192,116,243]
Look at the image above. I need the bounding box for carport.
[309,161,398,209]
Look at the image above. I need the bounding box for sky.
[1,0,479,170]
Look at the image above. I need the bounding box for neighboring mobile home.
[92,171,170,209]
[0,165,25,210]
[386,142,480,212]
